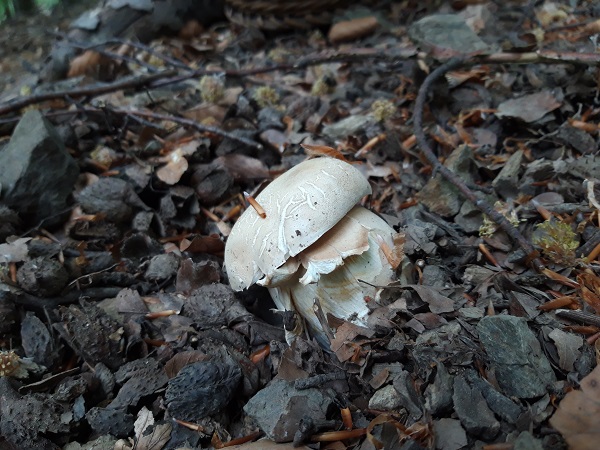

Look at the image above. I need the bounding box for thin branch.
[0,70,176,116]
[115,109,263,149]
[2,48,599,118]
[57,34,193,71]
[412,56,545,272]
[41,106,263,149]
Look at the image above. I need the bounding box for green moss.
[253,86,279,108]
[532,220,579,265]
[198,75,225,104]
[371,99,397,122]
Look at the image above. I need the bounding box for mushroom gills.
[267,205,403,345]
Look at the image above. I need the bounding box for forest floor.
[1,1,600,449]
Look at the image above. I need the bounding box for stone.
[368,384,403,411]
[322,115,376,140]
[433,418,468,450]
[144,253,180,282]
[244,378,333,443]
[513,431,543,450]
[392,370,424,421]
[424,362,453,415]
[452,375,499,440]
[492,150,523,200]
[409,14,488,55]
[77,177,146,224]
[0,110,78,226]
[477,315,557,398]
[417,146,475,217]
[165,360,241,421]
[86,406,134,438]
[463,369,522,423]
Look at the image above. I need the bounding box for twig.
[113,108,263,149]
[0,70,176,116]
[17,106,263,149]
[412,56,544,273]
[2,48,599,118]
[57,34,193,71]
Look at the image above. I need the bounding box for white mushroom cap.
[224,157,371,291]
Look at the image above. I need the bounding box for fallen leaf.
[181,234,225,255]
[164,350,208,378]
[136,422,171,450]
[156,148,188,185]
[496,90,562,123]
[134,406,155,439]
[550,365,600,450]
[67,50,102,78]
[405,285,455,314]
[578,272,600,314]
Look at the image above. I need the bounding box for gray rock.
[17,257,68,297]
[144,253,179,282]
[392,371,424,422]
[454,199,484,233]
[0,110,78,226]
[463,369,522,423]
[424,362,453,415]
[452,375,499,440]
[418,145,475,217]
[244,378,333,443]
[477,315,556,398]
[433,418,467,450]
[409,14,489,54]
[369,384,403,411]
[556,122,596,154]
[77,177,146,224]
[492,150,523,200]
[86,406,134,438]
[513,431,543,450]
[184,282,248,327]
[165,360,241,421]
[322,115,376,140]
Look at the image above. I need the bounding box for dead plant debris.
[1,0,600,449]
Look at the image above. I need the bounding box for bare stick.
[412,56,544,272]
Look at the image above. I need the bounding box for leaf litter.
[0,0,600,449]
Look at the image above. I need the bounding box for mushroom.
[224,157,403,345]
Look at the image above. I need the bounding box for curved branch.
[412,56,544,272]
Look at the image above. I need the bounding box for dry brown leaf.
[578,272,600,314]
[181,234,225,255]
[67,50,103,78]
[550,365,600,450]
[405,285,454,314]
[496,90,562,123]
[156,148,188,185]
[328,16,379,44]
[330,321,375,363]
[164,350,208,378]
[215,154,270,181]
